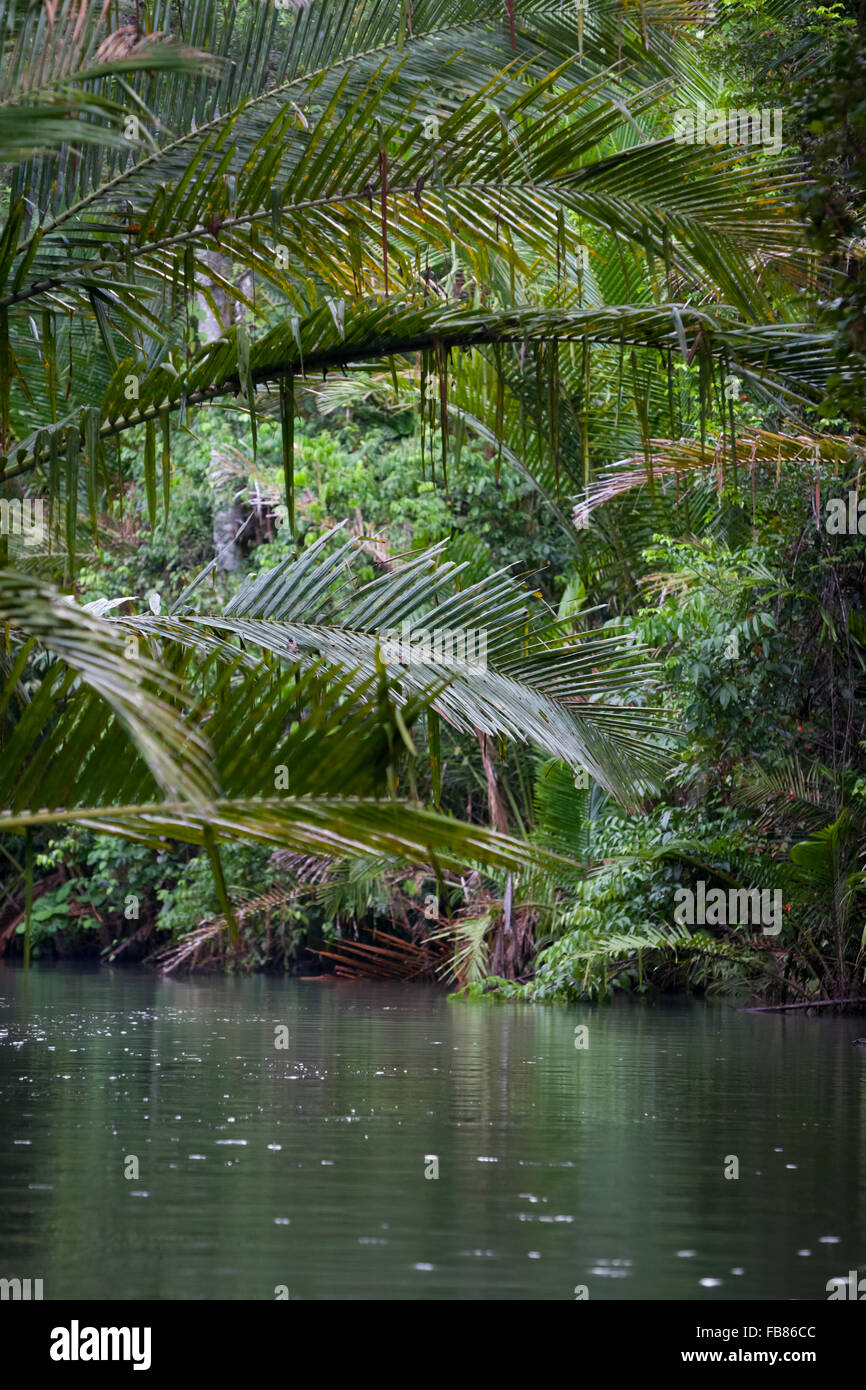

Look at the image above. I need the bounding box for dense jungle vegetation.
[1,0,865,1008]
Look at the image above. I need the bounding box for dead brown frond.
[573,428,866,529]
[347,509,393,572]
[269,850,334,885]
[150,882,300,973]
[149,922,225,974]
[93,24,140,63]
[310,927,448,981]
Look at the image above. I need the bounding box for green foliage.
[2,0,865,1004]
[521,801,761,1001]
[625,535,793,787]
[25,832,166,957]
[716,0,866,423]
[155,843,274,939]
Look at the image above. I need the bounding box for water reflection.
[0,965,864,1299]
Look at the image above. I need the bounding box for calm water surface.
[1,965,863,1300]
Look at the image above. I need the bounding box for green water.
[1,965,864,1300]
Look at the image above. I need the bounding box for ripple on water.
[2,977,861,1300]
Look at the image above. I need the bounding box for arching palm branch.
[0,566,578,952]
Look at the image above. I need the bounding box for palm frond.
[109,527,674,805]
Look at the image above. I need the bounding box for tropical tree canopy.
[1,0,865,1006]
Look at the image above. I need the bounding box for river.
[1,965,863,1300]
